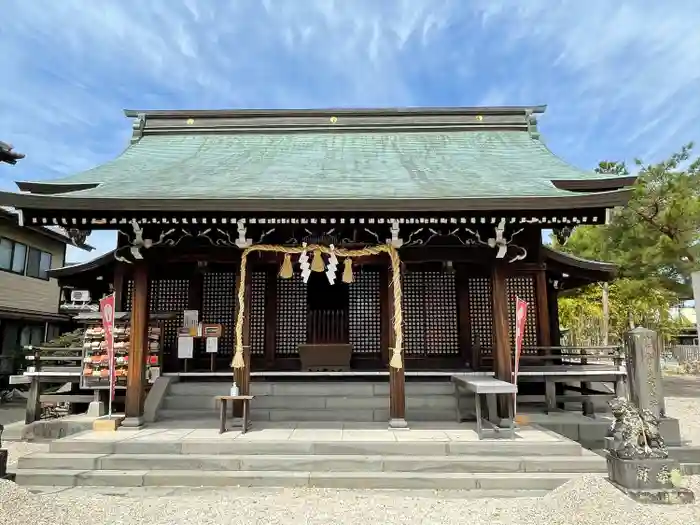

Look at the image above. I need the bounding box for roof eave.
[551,176,638,192]
[0,188,634,213]
[47,250,115,278]
[0,206,94,251]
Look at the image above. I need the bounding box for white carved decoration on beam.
[235,220,252,248]
[487,219,508,259]
[326,244,338,285]
[116,220,176,263]
[386,220,403,248]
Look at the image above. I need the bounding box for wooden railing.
[307,309,348,344]
[15,345,91,423]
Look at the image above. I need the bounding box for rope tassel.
[310,249,325,272]
[279,253,293,279]
[342,258,354,283]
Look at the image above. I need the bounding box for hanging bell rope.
[342,258,354,284]
[232,243,404,371]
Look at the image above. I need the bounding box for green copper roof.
[4,107,635,212]
[38,132,606,200]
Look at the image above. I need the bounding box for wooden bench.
[215,395,255,434]
[451,375,517,440]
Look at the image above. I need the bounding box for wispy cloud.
[1,0,698,261]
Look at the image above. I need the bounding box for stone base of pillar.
[660,417,682,447]
[86,401,105,418]
[120,416,145,429]
[607,455,695,504]
[388,418,409,430]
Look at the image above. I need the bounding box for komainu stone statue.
[608,397,668,460]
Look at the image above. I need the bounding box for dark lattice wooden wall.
[467,275,539,358]
[467,277,493,351]
[201,272,236,358]
[250,271,267,356]
[275,273,307,355]
[424,271,459,355]
[402,272,425,355]
[402,270,459,356]
[348,269,381,354]
[126,278,190,359]
[506,276,538,351]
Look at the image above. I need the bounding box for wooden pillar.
[455,264,472,369]
[535,269,552,349]
[233,267,253,417]
[548,284,561,347]
[187,268,204,372]
[113,262,125,312]
[123,262,149,427]
[387,266,407,428]
[491,262,512,420]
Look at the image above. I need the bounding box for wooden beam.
[491,262,512,420]
[124,262,149,426]
[387,268,407,428]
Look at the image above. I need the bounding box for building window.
[0,237,52,280]
[26,247,52,280]
[0,237,28,275]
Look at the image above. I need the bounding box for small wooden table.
[214,395,254,434]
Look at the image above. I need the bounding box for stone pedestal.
[0,449,7,480]
[659,417,682,447]
[607,454,695,504]
[625,327,665,418]
[86,401,105,418]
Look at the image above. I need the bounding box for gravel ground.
[0,475,699,525]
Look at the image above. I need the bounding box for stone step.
[162,394,457,411]
[23,485,552,499]
[49,438,585,457]
[14,468,589,490]
[169,381,455,397]
[682,463,700,475]
[159,408,457,422]
[669,446,700,464]
[19,452,606,473]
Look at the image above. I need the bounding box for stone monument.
[625,327,681,446]
[606,397,694,504]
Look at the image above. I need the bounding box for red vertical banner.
[513,297,528,416]
[99,294,116,405]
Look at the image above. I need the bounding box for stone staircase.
[159,380,460,422]
[15,426,607,493]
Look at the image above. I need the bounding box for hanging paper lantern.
[311,249,325,272]
[279,253,294,279]
[342,258,354,283]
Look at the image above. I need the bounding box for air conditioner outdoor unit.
[70,290,91,303]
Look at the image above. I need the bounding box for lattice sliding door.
[424,271,459,355]
[275,274,307,355]
[201,272,236,358]
[402,272,425,356]
[467,277,494,359]
[126,278,190,360]
[348,270,381,354]
[506,276,538,351]
[401,270,459,356]
[249,271,267,356]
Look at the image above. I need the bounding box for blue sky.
[1,0,699,263]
